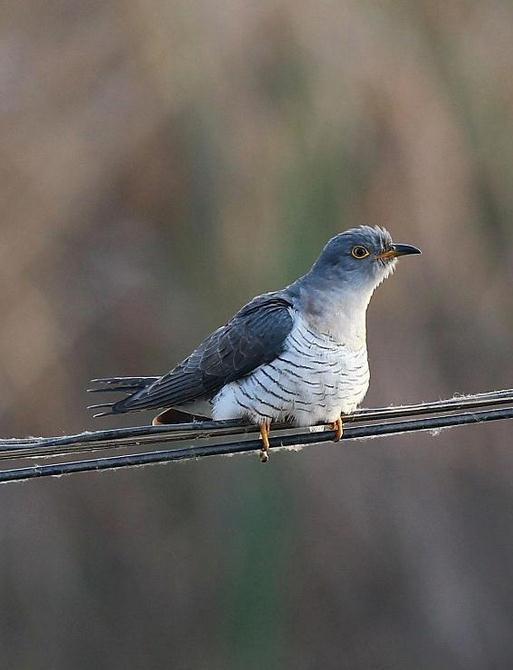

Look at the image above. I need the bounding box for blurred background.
[2,1,513,668]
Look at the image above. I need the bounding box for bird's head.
[311,226,421,293]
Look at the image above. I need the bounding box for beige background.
[2,1,513,668]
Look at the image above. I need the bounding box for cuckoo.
[89,226,421,462]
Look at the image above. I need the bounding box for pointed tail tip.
[87,402,115,411]
[89,377,128,385]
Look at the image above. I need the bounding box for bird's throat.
[303,288,371,348]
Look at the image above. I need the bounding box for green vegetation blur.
[2,2,513,668]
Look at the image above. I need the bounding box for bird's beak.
[376,243,422,260]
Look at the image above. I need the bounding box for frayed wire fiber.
[0,388,512,484]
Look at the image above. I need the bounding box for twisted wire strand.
[0,389,511,484]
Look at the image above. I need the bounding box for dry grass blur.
[2,1,513,668]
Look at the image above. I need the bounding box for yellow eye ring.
[351,245,370,259]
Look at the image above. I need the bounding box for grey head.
[291,225,421,297]
[285,226,421,340]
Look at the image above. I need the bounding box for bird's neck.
[290,276,374,348]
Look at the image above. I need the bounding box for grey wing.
[103,294,294,414]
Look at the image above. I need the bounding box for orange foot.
[330,417,344,442]
[259,422,271,463]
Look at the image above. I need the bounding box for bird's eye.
[351,245,370,259]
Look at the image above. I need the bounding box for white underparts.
[212,312,370,426]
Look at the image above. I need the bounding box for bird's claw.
[259,422,271,463]
[330,417,344,441]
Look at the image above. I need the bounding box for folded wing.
[90,294,294,416]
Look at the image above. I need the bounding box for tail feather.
[88,402,116,410]
[92,410,117,418]
[90,376,160,388]
[87,385,148,394]
[87,376,160,417]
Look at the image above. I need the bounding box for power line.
[0,393,512,484]
[2,387,513,459]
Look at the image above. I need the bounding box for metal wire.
[2,388,513,459]
[0,396,512,484]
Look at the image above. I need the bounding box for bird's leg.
[259,421,271,463]
[329,416,344,441]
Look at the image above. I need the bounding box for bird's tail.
[87,376,160,417]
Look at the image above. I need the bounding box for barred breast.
[212,312,370,426]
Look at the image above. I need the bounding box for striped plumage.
[89,226,420,460]
[213,312,369,426]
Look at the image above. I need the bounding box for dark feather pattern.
[92,293,294,415]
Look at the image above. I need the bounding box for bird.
[88,226,421,462]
